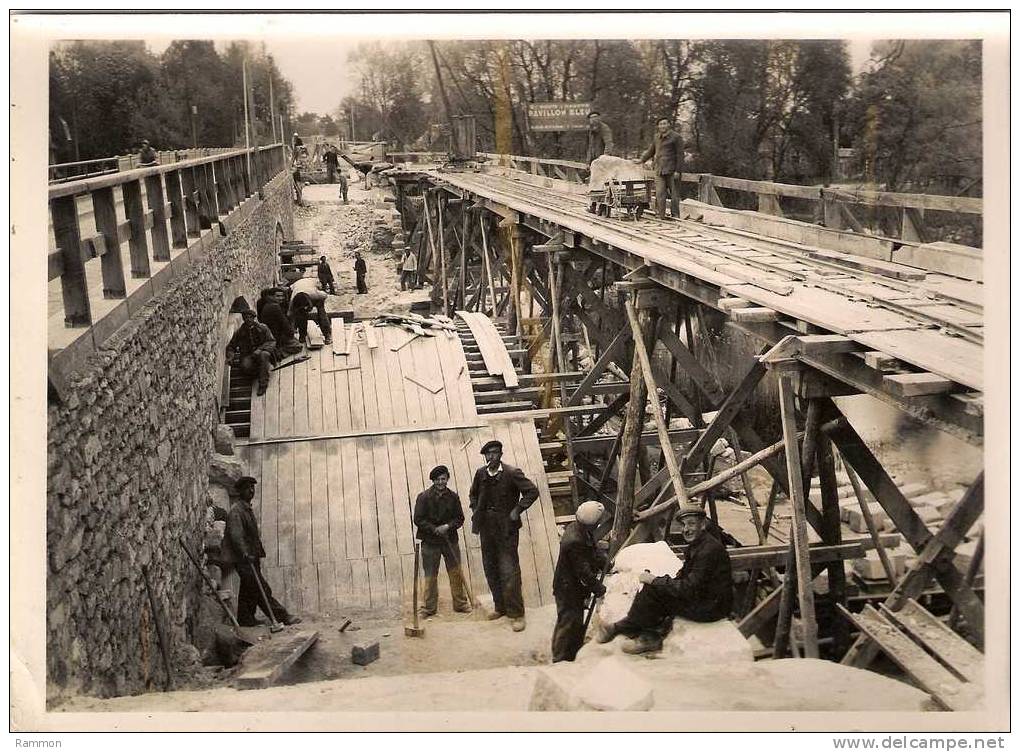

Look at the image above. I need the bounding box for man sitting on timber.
[552,501,609,662]
[599,502,733,655]
[226,304,276,396]
[221,476,301,627]
[469,440,540,632]
[257,288,302,356]
[413,465,472,617]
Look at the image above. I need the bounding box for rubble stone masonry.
[45,172,293,700]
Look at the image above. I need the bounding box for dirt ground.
[292,180,431,319]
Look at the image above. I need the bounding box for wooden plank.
[882,600,984,684]
[373,437,400,569]
[367,556,388,609]
[731,307,779,323]
[277,361,295,436]
[293,442,314,566]
[259,446,280,566]
[261,359,281,439]
[306,349,324,434]
[364,322,379,349]
[315,561,338,616]
[446,429,481,553]
[383,329,411,426]
[384,554,405,606]
[512,419,559,604]
[805,248,927,282]
[333,557,352,609]
[310,440,330,564]
[405,372,445,394]
[298,562,319,614]
[320,350,339,433]
[325,438,346,562]
[396,334,425,427]
[350,558,371,610]
[333,352,354,434]
[292,356,310,436]
[387,435,415,555]
[357,438,380,558]
[884,372,956,397]
[275,443,296,567]
[234,629,319,690]
[843,605,979,711]
[355,338,379,429]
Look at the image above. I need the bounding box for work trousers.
[654,172,681,219]
[293,178,303,205]
[339,178,349,203]
[326,164,336,183]
[356,273,368,294]
[552,592,588,662]
[293,302,333,342]
[420,537,471,614]
[319,275,337,295]
[400,270,416,290]
[478,524,525,618]
[236,559,290,625]
[239,351,272,390]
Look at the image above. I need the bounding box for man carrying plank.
[551,501,608,662]
[469,440,539,632]
[598,502,732,654]
[221,477,302,628]
[413,465,472,617]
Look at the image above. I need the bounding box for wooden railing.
[49,143,287,331]
[479,153,589,184]
[49,147,244,184]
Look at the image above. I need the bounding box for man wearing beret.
[413,465,471,616]
[469,439,539,632]
[598,502,731,654]
[221,476,301,627]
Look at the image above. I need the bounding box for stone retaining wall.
[46,172,294,700]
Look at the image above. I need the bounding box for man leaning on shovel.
[221,476,302,628]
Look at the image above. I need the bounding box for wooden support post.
[624,299,690,514]
[50,195,93,326]
[180,167,202,237]
[610,303,657,556]
[459,207,469,310]
[91,186,128,298]
[948,530,984,631]
[507,222,524,336]
[437,195,449,315]
[817,436,849,656]
[164,169,188,249]
[775,364,819,659]
[773,536,798,659]
[843,462,898,585]
[547,250,579,509]
[567,328,628,406]
[145,173,172,262]
[121,179,151,279]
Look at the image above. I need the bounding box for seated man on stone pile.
[598,501,733,655]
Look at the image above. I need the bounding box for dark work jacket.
[648,530,733,622]
[413,486,464,543]
[317,260,335,282]
[220,500,267,564]
[354,258,367,276]
[468,463,539,535]
[226,321,275,358]
[586,121,614,164]
[258,299,297,343]
[553,522,608,601]
[639,129,684,175]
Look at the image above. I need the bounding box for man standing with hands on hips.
[469,440,539,632]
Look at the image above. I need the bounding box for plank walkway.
[237,323,559,616]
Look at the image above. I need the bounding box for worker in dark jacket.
[354,251,368,294]
[413,465,471,616]
[317,256,337,295]
[257,288,302,356]
[138,139,158,166]
[552,501,609,662]
[220,476,301,627]
[585,111,614,165]
[469,439,540,632]
[635,117,684,219]
[599,502,732,655]
[226,305,276,396]
[323,145,340,184]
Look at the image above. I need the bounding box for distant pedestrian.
[338,169,349,204]
[323,145,339,184]
[138,139,158,166]
[585,111,614,165]
[221,476,302,628]
[635,117,684,219]
[400,249,418,291]
[354,251,368,294]
[292,161,304,206]
[317,256,337,295]
[226,304,275,396]
[413,465,472,617]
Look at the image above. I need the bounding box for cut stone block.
[913,504,943,525]
[574,656,654,711]
[660,618,754,665]
[208,453,245,488]
[213,424,236,455]
[853,550,906,581]
[351,640,380,666]
[596,542,681,625]
[839,498,859,522]
[898,482,930,498]
[908,491,950,509]
[528,667,578,711]
[846,503,889,534]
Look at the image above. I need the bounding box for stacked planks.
[455,311,519,388]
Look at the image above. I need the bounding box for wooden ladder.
[839,599,984,710]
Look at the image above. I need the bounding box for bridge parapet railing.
[48,143,287,339]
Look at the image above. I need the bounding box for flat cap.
[429,465,450,481]
[235,476,258,490]
[479,440,503,455]
[677,501,706,520]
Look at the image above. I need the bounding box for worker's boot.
[511,616,526,632]
[622,632,663,655]
[486,610,506,621]
[595,621,617,644]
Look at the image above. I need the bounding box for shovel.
[249,561,284,634]
[443,534,481,611]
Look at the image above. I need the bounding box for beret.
[479,440,503,455]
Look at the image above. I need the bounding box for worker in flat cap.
[597,501,732,654]
[468,439,539,632]
[551,500,609,662]
[220,476,301,627]
[413,465,471,616]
